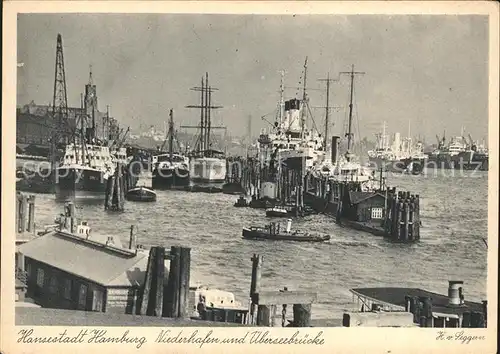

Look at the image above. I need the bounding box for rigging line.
[354,84,361,147]
[306,102,320,135]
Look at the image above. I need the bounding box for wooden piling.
[105,176,115,210]
[16,194,20,233]
[153,247,165,317]
[482,300,487,326]
[27,195,36,233]
[164,246,181,317]
[415,194,420,240]
[293,303,312,327]
[139,247,156,316]
[257,305,271,326]
[18,194,28,233]
[403,201,410,242]
[250,254,263,324]
[462,311,471,328]
[128,225,136,249]
[63,203,71,230]
[68,202,76,233]
[396,201,403,241]
[178,247,191,318]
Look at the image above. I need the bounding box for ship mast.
[340,65,365,162]
[169,109,174,160]
[300,57,308,141]
[279,70,285,127]
[184,73,223,154]
[318,72,339,151]
[80,93,86,165]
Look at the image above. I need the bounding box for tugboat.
[242,219,330,243]
[125,185,157,202]
[234,195,249,207]
[265,206,289,217]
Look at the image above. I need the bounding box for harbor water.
[26,169,488,320]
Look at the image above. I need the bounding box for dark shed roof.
[351,287,483,316]
[349,191,386,205]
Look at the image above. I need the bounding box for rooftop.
[16,307,249,327]
[18,230,152,287]
[351,287,483,316]
[349,191,385,205]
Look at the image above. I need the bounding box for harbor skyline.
[17,14,489,143]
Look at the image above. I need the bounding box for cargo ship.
[426,130,488,171]
[367,122,426,175]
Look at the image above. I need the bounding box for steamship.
[55,140,128,201]
[255,63,325,202]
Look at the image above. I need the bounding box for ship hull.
[152,167,190,189]
[54,167,107,201]
[426,153,488,171]
[368,156,425,175]
[242,227,330,242]
[189,157,227,184]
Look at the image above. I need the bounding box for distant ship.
[367,122,426,175]
[152,109,190,189]
[426,129,488,171]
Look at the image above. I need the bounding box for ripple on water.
[25,172,488,319]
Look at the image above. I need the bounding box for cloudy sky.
[17,14,489,143]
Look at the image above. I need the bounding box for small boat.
[265,206,288,217]
[125,186,157,202]
[242,219,330,243]
[234,195,249,207]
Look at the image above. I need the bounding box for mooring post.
[421,296,433,327]
[415,194,420,240]
[396,200,403,241]
[164,246,181,317]
[63,203,71,230]
[257,305,271,326]
[19,194,28,233]
[128,225,136,249]
[462,311,471,328]
[482,300,487,326]
[139,247,156,316]
[16,194,21,233]
[153,247,165,317]
[27,195,36,233]
[68,202,76,233]
[293,303,312,327]
[403,200,410,242]
[178,247,191,318]
[250,254,263,324]
[105,176,115,210]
